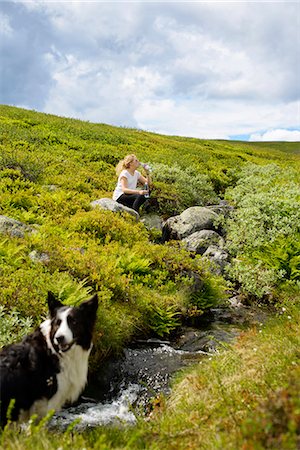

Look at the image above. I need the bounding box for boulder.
[207,200,234,217]
[0,215,37,238]
[162,207,218,242]
[182,230,225,254]
[29,250,50,264]
[90,198,139,221]
[140,214,163,231]
[202,245,229,275]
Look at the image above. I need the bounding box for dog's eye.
[68,316,77,325]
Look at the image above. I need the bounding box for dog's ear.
[47,291,63,317]
[79,294,98,317]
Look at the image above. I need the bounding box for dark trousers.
[117,193,146,212]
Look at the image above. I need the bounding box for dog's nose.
[56,335,66,345]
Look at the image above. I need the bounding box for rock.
[90,198,139,221]
[140,214,163,231]
[29,250,50,264]
[162,207,218,242]
[182,230,225,254]
[0,215,37,238]
[228,296,244,308]
[43,185,58,192]
[202,245,229,275]
[185,270,205,294]
[207,200,234,217]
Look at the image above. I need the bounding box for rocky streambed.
[49,302,271,431]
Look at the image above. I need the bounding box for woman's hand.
[139,190,148,195]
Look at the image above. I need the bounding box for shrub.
[36,189,91,220]
[0,146,45,182]
[68,209,148,245]
[152,163,219,216]
[190,271,228,312]
[225,164,300,298]
[253,234,300,282]
[0,305,33,348]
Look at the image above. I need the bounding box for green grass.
[1,295,299,450]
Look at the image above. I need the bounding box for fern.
[0,238,26,268]
[149,304,180,337]
[51,275,94,306]
[117,251,151,275]
[253,234,300,281]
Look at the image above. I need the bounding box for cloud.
[1,0,299,141]
[249,129,300,142]
[0,11,13,36]
[0,2,56,108]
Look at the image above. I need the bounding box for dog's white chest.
[22,345,91,421]
[49,345,91,410]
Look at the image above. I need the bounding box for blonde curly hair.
[115,154,138,175]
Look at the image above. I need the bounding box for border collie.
[0,292,98,426]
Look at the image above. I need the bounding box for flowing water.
[48,303,271,431]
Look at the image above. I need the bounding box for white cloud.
[0,12,13,36]
[135,97,300,141]
[2,1,300,141]
[249,129,300,142]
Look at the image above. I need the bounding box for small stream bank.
[49,303,271,431]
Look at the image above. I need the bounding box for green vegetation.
[224,163,300,298]
[1,297,299,449]
[0,104,299,448]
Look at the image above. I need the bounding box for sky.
[0,0,300,141]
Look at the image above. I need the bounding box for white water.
[49,384,141,430]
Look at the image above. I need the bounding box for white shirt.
[112,169,141,201]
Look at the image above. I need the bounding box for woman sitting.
[112,154,151,213]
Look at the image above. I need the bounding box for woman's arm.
[120,176,147,195]
[138,171,151,186]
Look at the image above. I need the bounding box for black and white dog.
[0,292,98,426]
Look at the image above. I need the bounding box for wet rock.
[228,295,245,308]
[202,245,229,274]
[175,326,240,353]
[90,198,139,220]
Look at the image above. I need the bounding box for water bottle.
[144,182,150,198]
[141,163,152,173]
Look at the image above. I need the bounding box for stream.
[48,303,271,431]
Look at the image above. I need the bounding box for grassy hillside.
[1,104,299,345]
[0,105,299,448]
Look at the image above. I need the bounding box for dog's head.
[47,292,98,353]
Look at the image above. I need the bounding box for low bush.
[152,163,219,216]
[68,209,148,245]
[0,146,45,182]
[0,305,33,347]
[224,164,300,298]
